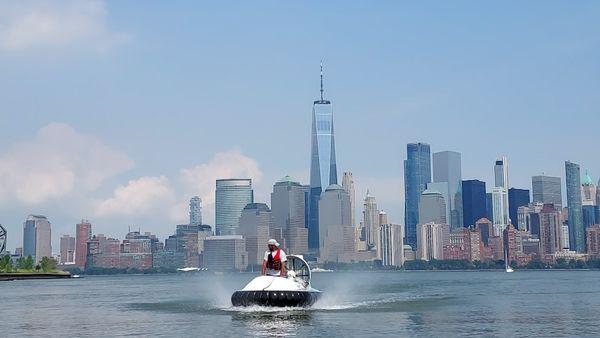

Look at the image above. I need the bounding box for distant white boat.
[504,246,514,273]
[311,267,333,273]
[506,267,514,273]
[71,274,82,278]
[177,267,200,272]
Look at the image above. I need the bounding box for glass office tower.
[308,64,338,250]
[565,161,585,252]
[215,179,253,236]
[404,143,431,250]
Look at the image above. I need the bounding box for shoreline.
[0,272,71,281]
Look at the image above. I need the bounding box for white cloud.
[0,122,133,204]
[93,176,175,218]
[178,149,263,225]
[0,0,129,52]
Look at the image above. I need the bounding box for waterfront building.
[59,235,75,264]
[404,142,432,250]
[308,63,338,251]
[432,151,463,229]
[539,204,561,256]
[565,161,585,252]
[491,187,509,236]
[189,196,203,226]
[75,220,92,268]
[215,179,253,235]
[342,171,356,227]
[271,176,308,255]
[203,235,248,271]
[462,180,486,228]
[532,175,562,209]
[586,224,600,258]
[378,223,404,267]
[416,222,448,261]
[238,203,272,267]
[583,205,597,229]
[508,188,530,229]
[503,221,519,264]
[362,190,379,250]
[318,184,355,263]
[419,189,447,225]
[475,218,493,246]
[443,228,470,261]
[23,214,51,264]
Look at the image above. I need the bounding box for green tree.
[40,257,57,272]
[5,259,13,273]
[0,254,9,272]
[23,255,34,270]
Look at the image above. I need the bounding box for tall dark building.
[462,180,486,228]
[404,142,431,250]
[565,161,585,252]
[508,188,530,229]
[485,192,494,223]
[308,64,337,250]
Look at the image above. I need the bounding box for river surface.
[3,270,600,337]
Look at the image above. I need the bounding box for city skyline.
[1,1,600,252]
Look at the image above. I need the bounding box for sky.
[1,1,599,252]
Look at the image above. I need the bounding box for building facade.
[238,203,272,267]
[379,223,404,267]
[362,190,379,250]
[271,176,308,255]
[215,179,253,235]
[404,142,432,250]
[308,64,338,251]
[342,171,356,227]
[419,189,447,225]
[318,184,354,263]
[565,161,585,252]
[189,196,203,226]
[75,220,92,268]
[462,179,486,227]
[203,235,248,271]
[432,151,463,230]
[23,214,52,264]
[59,235,75,264]
[532,175,562,209]
[508,188,530,229]
[417,222,448,261]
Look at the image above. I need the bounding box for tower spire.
[320,60,324,101]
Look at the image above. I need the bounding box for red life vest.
[266,249,281,270]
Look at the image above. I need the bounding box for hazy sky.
[1,1,599,251]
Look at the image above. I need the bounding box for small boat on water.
[231,255,321,307]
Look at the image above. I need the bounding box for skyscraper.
[60,235,75,264]
[238,203,272,267]
[271,176,308,255]
[494,156,509,190]
[342,171,356,227]
[581,170,596,205]
[404,142,431,250]
[189,196,203,226]
[418,189,447,225]
[491,187,508,236]
[565,161,585,252]
[416,222,448,261]
[22,215,51,264]
[532,175,562,209]
[538,204,562,255]
[485,193,494,222]
[508,188,530,229]
[318,185,354,263]
[378,223,404,267]
[308,63,338,251]
[215,179,254,235]
[462,180,486,227]
[362,190,379,250]
[432,151,463,229]
[75,220,92,268]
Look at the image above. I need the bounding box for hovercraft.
[231,255,321,307]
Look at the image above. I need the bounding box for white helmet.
[268,239,280,247]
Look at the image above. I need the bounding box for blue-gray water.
[3,271,600,337]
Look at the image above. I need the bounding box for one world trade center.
[308,63,338,251]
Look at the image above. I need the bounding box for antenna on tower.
[320,60,324,101]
